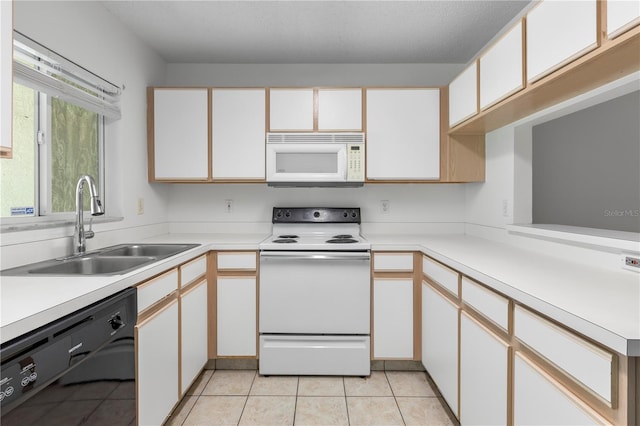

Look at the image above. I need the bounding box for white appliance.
[266,133,365,187]
[259,207,371,376]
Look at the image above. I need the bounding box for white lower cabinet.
[460,312,508,426]
[422,282,459,416]
[373,278,413,358]
[514,353,606,425]
[180,279,208,394]
[136,299,179,426]
[217,277,257,356]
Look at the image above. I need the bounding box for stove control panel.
[272,207,361,224]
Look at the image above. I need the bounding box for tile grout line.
[293,375,299,425]
[342,376,351,426]
[236,370,258,426]
[385,371,408,426]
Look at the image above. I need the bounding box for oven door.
[266,143,347,184]
[259,251,370,334]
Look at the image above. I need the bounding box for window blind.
[13,32,121,120]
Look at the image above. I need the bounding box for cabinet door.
[153,88,209,180]
[269,89,314,131]
[514,353,606,425]
[0,0,12,156]
[317,88,363,131]
[479,21,524,110]
[373,279,413,359]
[607,0,640,39]
[212,89,266,179]
[422,282,459,416]
[449,62,478,127]
[180,279,208,395]
[526,0,597,83]
[136,299,179,426]
[366,89,440,180]
[217,277,257,356]
[460,312,508,426]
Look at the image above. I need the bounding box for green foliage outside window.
[50,98,99,213]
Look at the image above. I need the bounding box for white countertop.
[2,232,639,356]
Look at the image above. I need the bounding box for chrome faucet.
[74,175,104,255]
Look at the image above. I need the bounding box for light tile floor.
[165,370,456,426]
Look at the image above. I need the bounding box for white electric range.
[258,207,371,376]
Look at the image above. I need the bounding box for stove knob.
[313,211,320,218]
[276,210,283,218]
[285,211,291,218]
[343,211,348,218]
[351,211,357,218]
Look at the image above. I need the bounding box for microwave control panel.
[347,144,364,181]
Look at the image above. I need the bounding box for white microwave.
[266,133,365,187]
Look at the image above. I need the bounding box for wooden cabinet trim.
[137,293,178,325]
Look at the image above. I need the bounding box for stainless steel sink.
[96,244,199,258]
[27,256,158,275]
[1,243,200,276]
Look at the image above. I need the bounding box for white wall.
[168,184,466,235]
[2,1,169,268]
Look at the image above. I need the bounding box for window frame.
[1,84,106,223]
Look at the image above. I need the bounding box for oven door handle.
[260,252,370,261]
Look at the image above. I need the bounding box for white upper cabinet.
[366,88,440,180]
[317,88,363,131]
[526,0,598,83]
[152,88,209,180]
[607,0,640,39]
[448,62,478,127]
[212,89,266,180]
[480,21,524,110]
[1,0,12,156]
[269,88,314,131]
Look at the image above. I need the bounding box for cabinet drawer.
[137,269,179,313]
[181,254,207,287]
[514,306,615,404]
[373,252,413,272]
[217,252,256,271]
[422,256,459,296]
[461,277,509,331]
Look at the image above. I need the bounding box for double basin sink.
[2,243,200,276]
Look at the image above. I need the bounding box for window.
[0,33,119,220]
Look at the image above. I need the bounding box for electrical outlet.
[502,199,509,217]
[225,199,233,213]
[137,198,144,215]
[381,200,390,214]
[622,255,640,272]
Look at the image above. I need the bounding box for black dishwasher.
[0,287,137,426]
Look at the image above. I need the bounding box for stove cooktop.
[260,207,370,251]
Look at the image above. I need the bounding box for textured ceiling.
[100,0,533,64]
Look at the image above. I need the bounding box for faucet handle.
[86,217,95,239]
